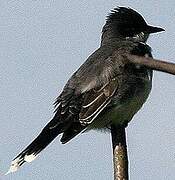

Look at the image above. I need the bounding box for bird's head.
[101,7,164,44]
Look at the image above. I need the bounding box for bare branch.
[126,54,175,75]
[111,125,128,180]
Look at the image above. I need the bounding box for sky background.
[0,1,175,180]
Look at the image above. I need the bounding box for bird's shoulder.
[59,41,152,97]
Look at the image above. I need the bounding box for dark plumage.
[6,7,164,174]
[105,7,148,36]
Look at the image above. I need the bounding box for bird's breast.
[109,74,152,126]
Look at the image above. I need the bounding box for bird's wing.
[54,76,119,144]
[52,52,122,143]
[79,77,118,125]
[54,53,120,124]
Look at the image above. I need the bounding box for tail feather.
[6,96,85,174]
[61,122,85,144]
[6,117,70,174]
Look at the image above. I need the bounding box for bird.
[6,7,164,174]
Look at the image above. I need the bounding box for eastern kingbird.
[7,7,164,173]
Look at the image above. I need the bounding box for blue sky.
[1,1,175,180]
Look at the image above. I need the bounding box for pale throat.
[125,32,149,43]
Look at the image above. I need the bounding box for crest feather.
[106,7,147,25]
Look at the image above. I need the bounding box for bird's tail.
[5,116,70,175]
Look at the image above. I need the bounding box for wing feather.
[79,78,118,125]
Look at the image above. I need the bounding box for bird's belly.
[88,79,152,130]
[109,92,149,125]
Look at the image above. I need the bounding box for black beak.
[146,25,165,34]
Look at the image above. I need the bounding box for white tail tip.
[5,153,38,175]
[5,158,21,175]
[24,153,38,162]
